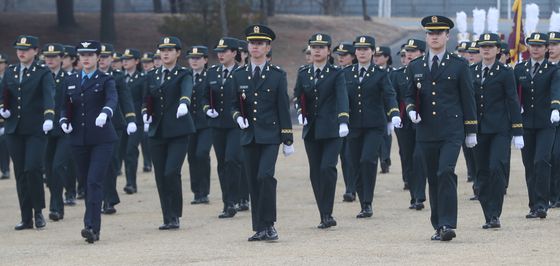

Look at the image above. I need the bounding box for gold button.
[432,102,436,105]
[17,106,21,109]
[160,97,163,100]
[432,82,436,85]
[531,89,534,92]
[531,81,534,84]
[531,105,534,108]
[253,109,257,113]
[358,94,361,97]
[254,101,257,104]
[253,117,256,121]
[358,110,362,112]
[254,93,258,96]
[481,95,484,98]
[432,92,436,95]
[358,102,362,105]
[480,104,484,107]
[17,97,21,100]
[432,111,436,115]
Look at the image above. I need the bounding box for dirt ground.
[0,127,559,265]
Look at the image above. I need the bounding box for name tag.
[519,76,527,80]
[209,81,217,85]
[68,85,76,90]
[414,74,423,78]
[240,85,249,89]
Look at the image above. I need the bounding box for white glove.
[143,113,152,124]
[61,122,73,134]
[95,113,108,128]
[206,109,219,118]
[297,114,308,126]
[392,116,402,129]
[143,123,149,133]
[0,127,4,136]
[551,110,560,123]
[520,107,524,114]
[0,108,11,119]
[236,116,249,129]
[408,110,421,124]
[386,122,393,136]
[339,123,349,137]
[283,144,294,157]
[513,135,524,150]
[127,122,137,135]
[42,120,53,134]
[176,103,188,118]
[465,133,477,148]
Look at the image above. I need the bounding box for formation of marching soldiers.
[1,15,560,244]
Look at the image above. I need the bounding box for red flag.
[508,0,527,64]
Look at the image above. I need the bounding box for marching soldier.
[515,32,560,219]
[1,35,55,230]
[143,36,195,230]
[111,52,123,71]
[456,41,469,58]
[465,41,479,192]
[397,45,408,66]
[231,24,294,241]
[333,42,357,202]
[186,46,212,204]
[499,42,512,65]
[62,45,78,75]
[397,39,427,210]
[141,52,155,72]
[345,36,400,218]
[203,37,243,218]
[60,40,118,243]
[153,49,162,69]
[0,53,9,180]
[405,16,477,241]
[42,43,72,221]
[373,46,395,174]
[238,40,249,65]
[471,33,523,229]
[141,52,156,173]
[98,43,137,214]
[122,48,147,194]
[548,31,560,208]
[294,33,349,229]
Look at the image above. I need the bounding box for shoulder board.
[298,64,311,72]
[343,65,353,70]
[269,64,285,73]
[330,64,340,70]
[8,64,17,69]
[232,67,245,73]
[209,64,219,69]
[448,52,462,60]
[98,71,109,77]
[409,56,423,64]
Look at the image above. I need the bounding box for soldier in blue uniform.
[0,53,10,180]
[122,48,147,194]
[333,42,357,202]
[42,43,72,221]
[203,37,243,218]
[515,32,560,219]
[471,33,524,229]
[294,33,349,229]
[59,40,118,243]
[231,24,293,241]
[372,46,395,174]
[98,43,137,214]
[345,36,401,218]
[405,16,477,241]
[465,41,480,200]
[1,35,55,230]
[186,46,212,204]
[547,31,560,208]
[143,36,195,230]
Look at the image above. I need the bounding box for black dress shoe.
[535,208,547,219]
[123,185,137,194]
[265,226,278,241]
[430,230,441,241]
[81,228,99,243]
[469,195,479,201]
[168,218,180,229]
[218,206,237,218]
[356,204,373,218]
[191,197,201,205]
[143,166,152,172]
[102,204,116,215]
[158,223,171,230]
[343,193,355,202]
[466,176,473,182]
[49,212,64,221]
[248,230,267,241]
[76,191,85,200]
[482,217,501,229]
[526,210,538,219]
[318,215,336,229]
[440,226,456,241]
[380,163,389,174]
[14,221,33,230]
[34,212,46,228]
[403,182,409,190]
[236,200,250,211]
[64,197,77,206]
[415,202,425,211]
[0,172,9,179]
[198,196,209,204]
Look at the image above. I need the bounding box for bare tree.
[153,0,163,13]
[267,0,275,16]
[56,0,77,28]
[219,0,228,36]
[322,0,342,16]
[260,0,269,25]
[100,0,116,43]
[169,0,177,13]
[361,0,371,21]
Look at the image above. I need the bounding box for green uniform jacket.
[106,68,136,129]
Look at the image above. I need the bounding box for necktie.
[315,68,321,84]
[20,68,28,82]
[162,69,169,85]
[81,75,89,86]
[482,67,489,83]
[359,67,366,82]
[52,72,56,80]
[223,69,229,84]
[125,74,131,83]
[532,62,540,77]
[194,73,200,85]
[431,55,439,76]
[253,66,261,84]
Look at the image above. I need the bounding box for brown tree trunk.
[260,0,268,25]
[153,0,162,13]
[169,0,177,13]
[267,0,275,17]
[56,0,77,28]
[361,0,371,21]
[219,0,228,36]
[100,0,116,43]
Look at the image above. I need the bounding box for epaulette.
[269,64,285,73]
[8,64,17,69]
[298,64,311,72]
[410,55,423,64]
[209,64,219,70]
